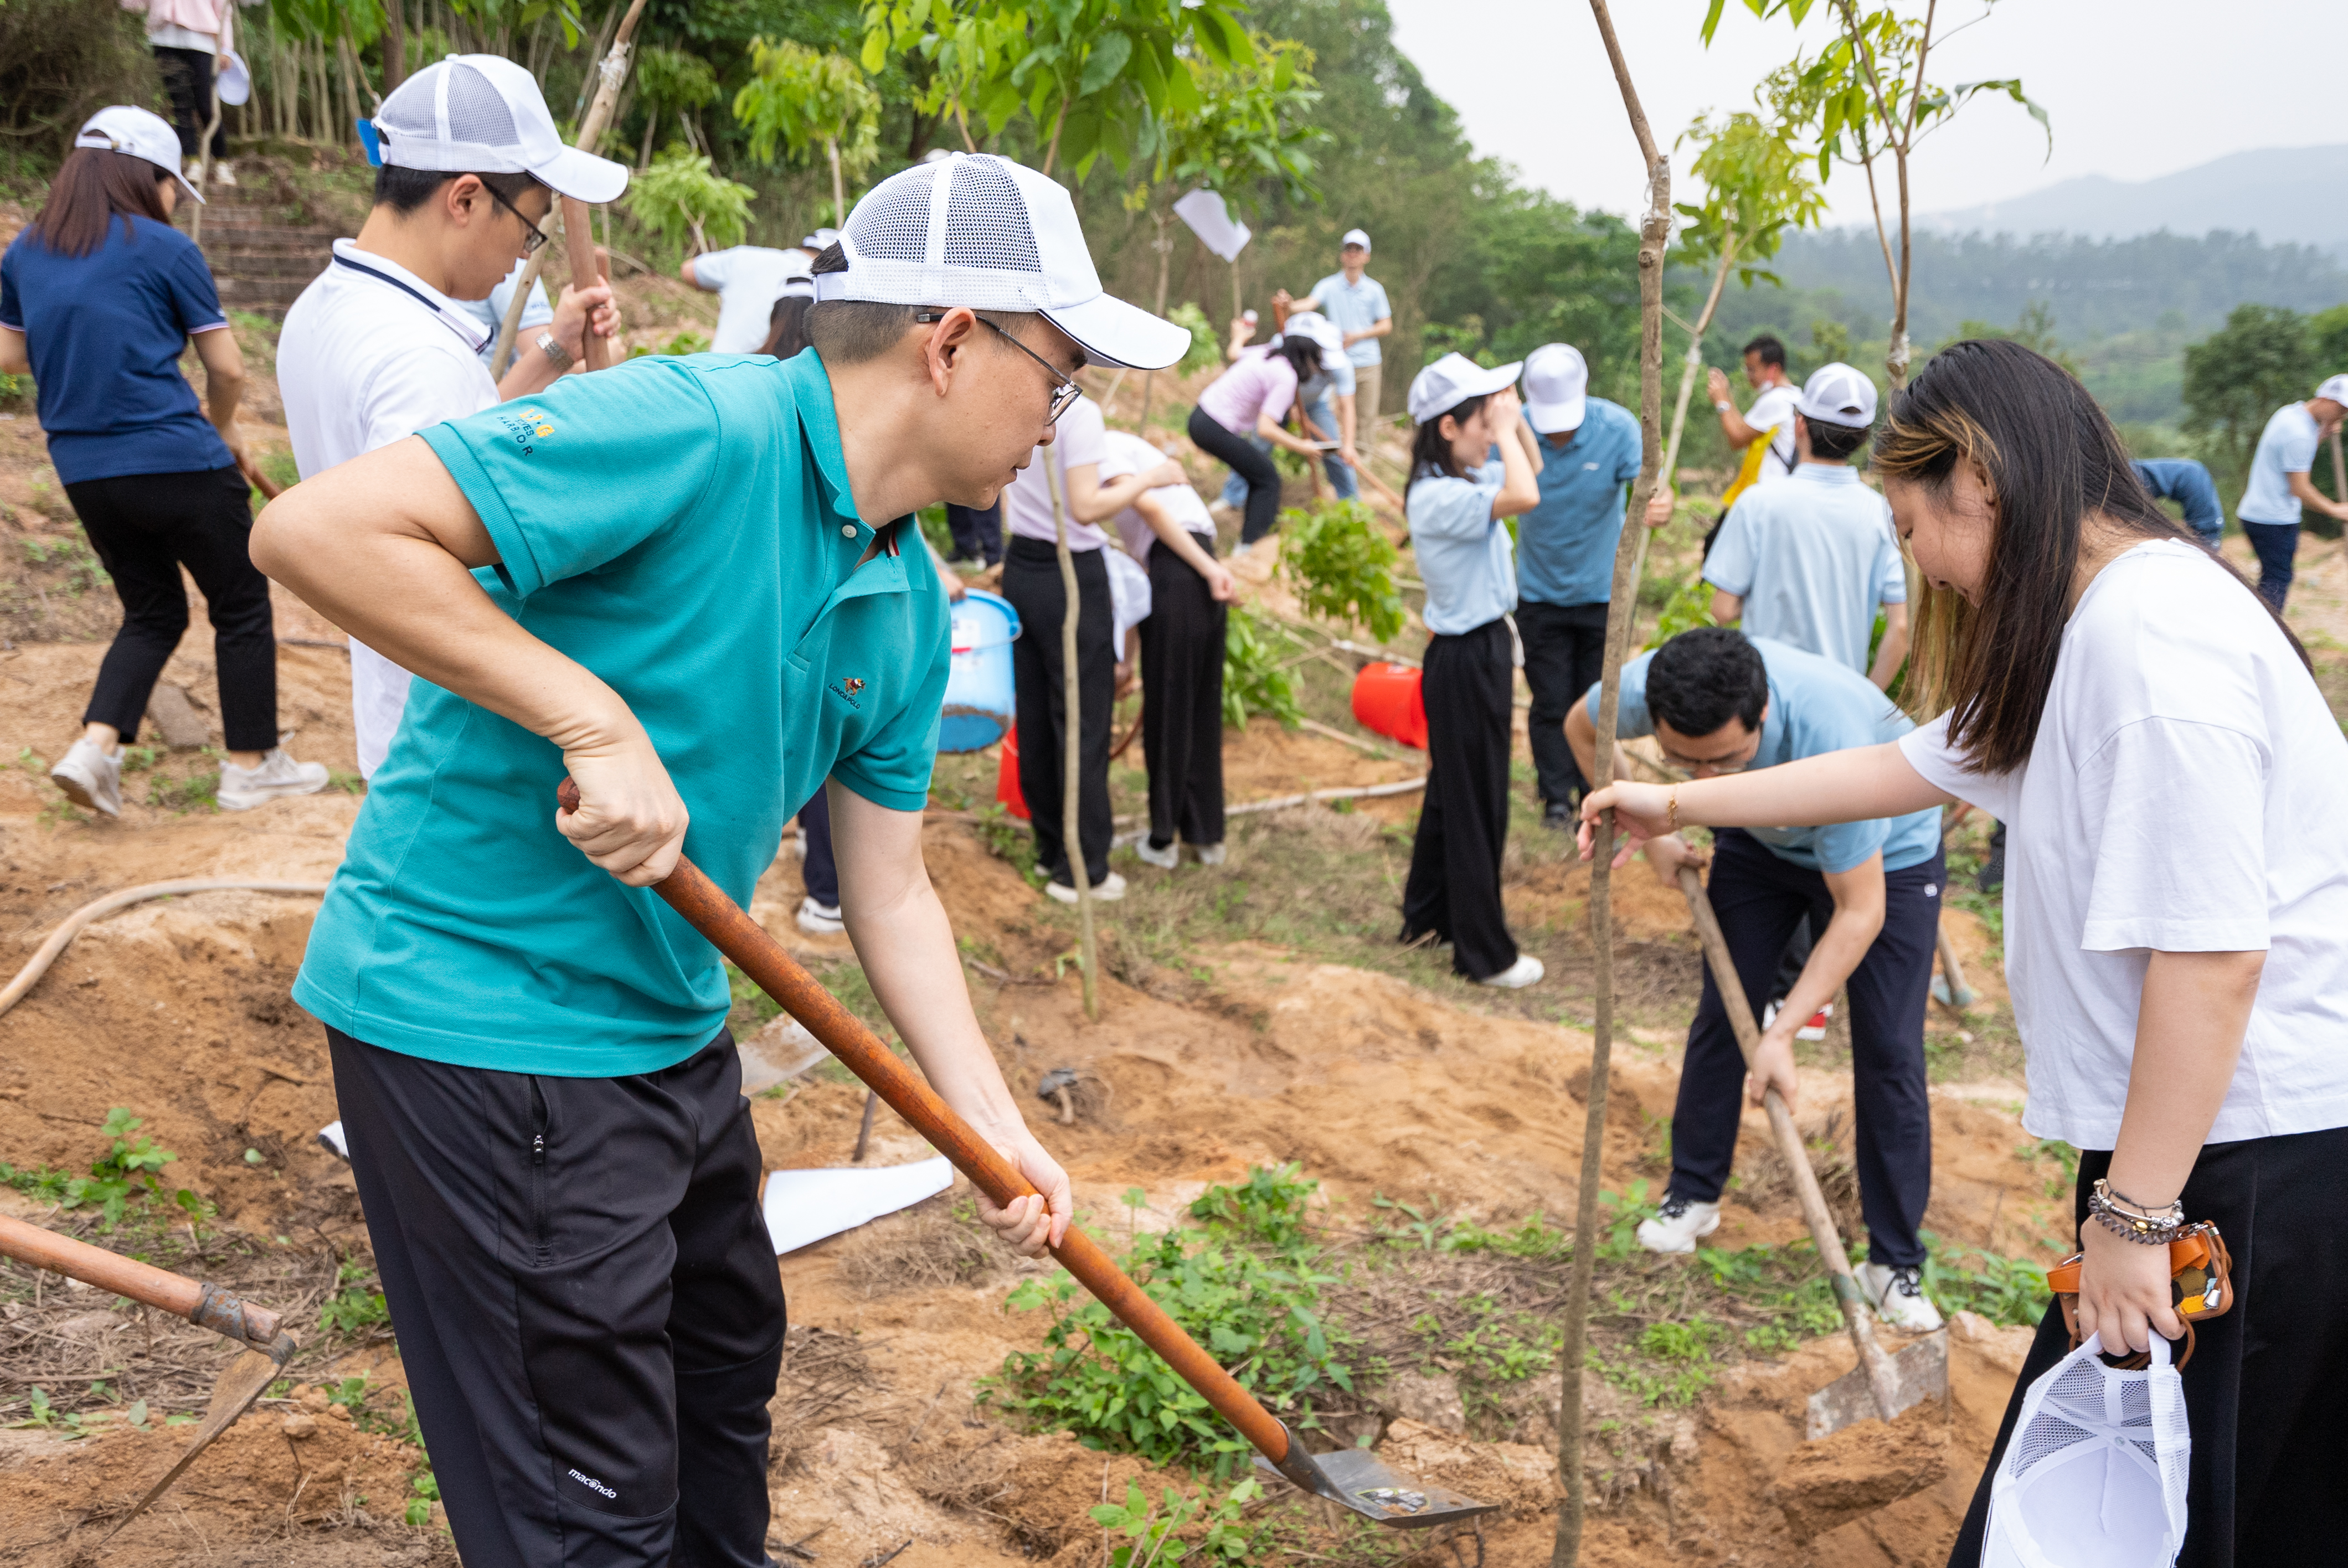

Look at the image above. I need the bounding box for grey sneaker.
[1857,1262,1945,1332]
[1134,838,1179,870]
[216,747,329,811]
[1193,842,1227,866]
[1635,1192,1722,1255]
[50,737,123,818]
[1047,870,1126,904]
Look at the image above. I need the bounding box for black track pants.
[1140,539,1227,849]
[1514,599,1609,808]
[1003,536,1115,886]
[1187,405,1284,545]
[330,1028,785,1568]
[1399,618,1518,980]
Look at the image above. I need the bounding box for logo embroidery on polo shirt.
[829,675,867,708]
[493,406,554,456]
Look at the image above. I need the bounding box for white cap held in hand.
[1522,343,1589,434]
[75,106,204,204]
[372,55,629,204]
[812,153,1188,371]
[1408,352,1525,425]
[1795,362,1880,429]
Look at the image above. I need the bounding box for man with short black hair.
[1565,627,1946,1330]
[278,54,624,778]
[1708,333,1800,492]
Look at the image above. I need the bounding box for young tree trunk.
[338,34,363,147]
[1660,239,1739,488]
[1040,96,1071,179]
[383,0,408,91]
[826,136,845,229]
[1555,4,1668,1565]
[1138,209,1173,432]
[1042,456,1100,1020]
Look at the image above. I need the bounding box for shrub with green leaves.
[0,1108,201,1230]
[1221,605,1301,730]
[1920,1234,2050,1327]
[986,1165,1355,1475]
[624,147,758,255]
[1092,1477,1265,1566]
[1166,302,1226,378]
[1278,501,1405,642]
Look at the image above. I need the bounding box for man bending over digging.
[253,153,1187,1567]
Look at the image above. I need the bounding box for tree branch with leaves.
[733,39,883,228]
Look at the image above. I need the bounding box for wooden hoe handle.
[561,783,1295,1466]
[0,1213,282,1347]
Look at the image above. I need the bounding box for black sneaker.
[1976,820,2006,893]
[1542,797,1580,832]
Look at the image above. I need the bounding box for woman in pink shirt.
[1187,331,1326,553]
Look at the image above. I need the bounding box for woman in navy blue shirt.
[1,106,327,816]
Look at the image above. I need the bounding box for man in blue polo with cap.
[253,152,1187,1568]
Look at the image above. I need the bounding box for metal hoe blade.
[1253,1420,1501,1529]
[1805,1330,1949,1441]
[102,1332,297,1543]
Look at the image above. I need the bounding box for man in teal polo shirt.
[251,152,1186,1568]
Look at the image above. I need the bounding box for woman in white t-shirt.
[1579,339,2348,1565]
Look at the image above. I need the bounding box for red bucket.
[995,725,1029,819]
[1351,662,1428,750]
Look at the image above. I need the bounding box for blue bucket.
[938,589,1021,753]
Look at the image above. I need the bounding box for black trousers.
[2242,519,2296,610]
[946,500,1003,568]
[1187,405,1283,545]
[797,782,837,908]
[1400,618,1518,980]
[1140,539,1227,849]
[1002,537,1114,886]
[152,47,227,158]
[1515,599,1610,807]
[331,1027,784,1568]
[65,465,278,752]
[1948,1125,2348,1568]
[1670,829,1942,1267]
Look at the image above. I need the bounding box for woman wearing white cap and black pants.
[2,107,328,816]
[1579,339,2348,1565]
[1400,353,1546,989]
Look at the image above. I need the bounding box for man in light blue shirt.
[1296,227,1393,424]
[1704,362,1908,688]
[2235,375,2348,608]
[2131,457,2223,548]
[1565,629,1945,1329]
[1512,342,1672,826]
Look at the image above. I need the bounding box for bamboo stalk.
[1554,4,1668,1565]
[1041,453,1099,1020]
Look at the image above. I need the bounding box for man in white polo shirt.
[277,55,624,778]
[2236,373,2348,610]
[681,240,813,353]
[1296,228,1392,429]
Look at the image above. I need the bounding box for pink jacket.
[122,0,223,38]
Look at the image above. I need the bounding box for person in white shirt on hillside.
[277,56,624,780]
[1707,333,1801,498]
[2234,372,2348,610]
[1580,338,2348,1567]
[681,243,816,354]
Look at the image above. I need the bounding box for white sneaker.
[1134,838,1179,870]
[1857,1262,1945,1332]
[1230,540,1254,560]
[1479,953,1544,989]
[213,160,237,187]
[1193,842,1226,866]
[316,1121,349,1162]
[1046,870,1126,904]
[1795,1002,1832,1042]
[796,896,843,935]
[786,829,807,859]
[49,737,123,818]
[1635,1193,1722,1255]
[216,748,329,811]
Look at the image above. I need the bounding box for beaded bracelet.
[2089,1178,2185,1245]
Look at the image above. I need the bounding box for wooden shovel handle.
[0,1213,281,1345]
[558,783,1294,1464]
[558,195,609,374]
[1674,864,1905,1423]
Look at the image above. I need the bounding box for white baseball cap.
[812,153,1188,371]
[216,51,252,107]
[1277,310,1347,373]
[803,228,841,251]
[1522,343,1589,434]
[2315,374,2348,406]
[778,254,816,301]
[1341,228,1372,252]
[1981,1333,2188,1568]
[371,55,627,204]
[75,106,203,204]
[1408,352,1525,425]
[1795,362,1879,429]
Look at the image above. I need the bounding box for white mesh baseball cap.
[372,55,627,204]
[1277,310,1347,374]
[1523,343,1589,434]
[75,106,202,204]
[1795,362,1880,429]
[2316,374,2348,406]
[779,254,816,301]
[1408,352,1523,425]
[814,154,1187,370]
[1982,1333,2189,1568]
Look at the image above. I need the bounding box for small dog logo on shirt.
[568,1468,617,1499]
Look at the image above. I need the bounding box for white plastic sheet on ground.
[761,1156,953,1255]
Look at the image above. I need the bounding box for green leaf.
[1700,0,1728,44]
[1078,30,1132,96]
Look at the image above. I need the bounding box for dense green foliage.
[1278,501,1404,642]
[1221,604,1302,730]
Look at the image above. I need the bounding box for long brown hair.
[1875,338,2307,772]
[28,149,173,260]
[761,293,813,359]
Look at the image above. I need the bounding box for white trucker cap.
[75,106,203,204]
[813,153,1187,371]
[1523,343,1589,434]
[2316,374,2348,406]
[1796,362,1879,429]
[778,255,816,301]
[1408,352,1524,425]
[1341,227,1372,252]
[1278,310,1347,373]
[372,55,627,204]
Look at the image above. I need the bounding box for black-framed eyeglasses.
[480,180,548,257]
[915,310,1083,423]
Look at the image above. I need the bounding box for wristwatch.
[1713,400,1733,411]
[537,331,574,373]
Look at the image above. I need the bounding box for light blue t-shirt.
[1309,271,1392,367]
[2238,402,2321,525]
[1408,458,1517,635]
[1702,465,1906,675]
[1516,399,1643,607]
[451,259,553,369]
[292,348,952,1077]
[1589,636,1940,874]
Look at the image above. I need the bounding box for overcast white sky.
[1383,0,2342,228]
